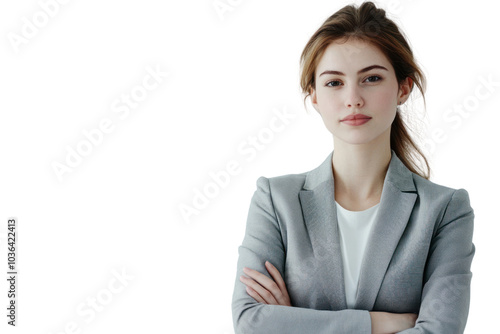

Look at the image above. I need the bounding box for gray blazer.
[231,150,475,334]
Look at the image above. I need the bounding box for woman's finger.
[242,266,287,305]
[239,274,278,304]
[245,285,266,304]
[265,261,291,306]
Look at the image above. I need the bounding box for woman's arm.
[239,260,417,333]
[371,312,418,334]
[396,188,475,333]
[232,176,372,333]
[239,261,292,306]
[233,176,416,334]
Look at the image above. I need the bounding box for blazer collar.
[298,149,417,310]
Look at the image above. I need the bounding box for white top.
[335,201,380,309]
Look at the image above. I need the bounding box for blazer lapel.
[298,150,418,311]
[299,151,347,310]
[354,151,417,310]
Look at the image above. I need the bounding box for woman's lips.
[340,114,372,126]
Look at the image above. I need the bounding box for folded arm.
[232,176,373,334]
[232,177,415,334]
[239,259,417,334]
[397,188,475,334]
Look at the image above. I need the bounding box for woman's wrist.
[370,312,389,334]
[369,311,417,334]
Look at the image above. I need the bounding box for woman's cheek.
[369,90,397,115]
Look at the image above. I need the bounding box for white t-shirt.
[335,201,380,309]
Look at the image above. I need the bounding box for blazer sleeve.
[397,188,475,334]
[231,176,372,334]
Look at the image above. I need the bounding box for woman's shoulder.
[254,170,309,194]
[254,152,335,192]
[410,172,472,209]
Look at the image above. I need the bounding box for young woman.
[231,2,475,333]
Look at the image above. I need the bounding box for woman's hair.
[299,1,430,179]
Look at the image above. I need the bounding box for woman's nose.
[345,87,364,108]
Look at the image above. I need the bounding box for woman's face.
[311,38,410,146]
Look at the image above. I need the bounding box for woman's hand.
[239,261,291,306]
[369,311,418,334]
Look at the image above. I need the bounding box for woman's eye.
[365,75,382,83]
[326,80,342,87]
[326,76,382,87]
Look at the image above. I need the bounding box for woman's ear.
[398,77,413,103]
[311,89,320,114]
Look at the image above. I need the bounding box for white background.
[1,0,498,333]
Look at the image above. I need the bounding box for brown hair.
[299,1,430,179]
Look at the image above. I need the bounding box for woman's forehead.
[316,39,392,74]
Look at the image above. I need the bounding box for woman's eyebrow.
[319,65,388,77]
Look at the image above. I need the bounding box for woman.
[231,2,475,333]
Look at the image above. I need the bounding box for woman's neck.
[332,137,392,211]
